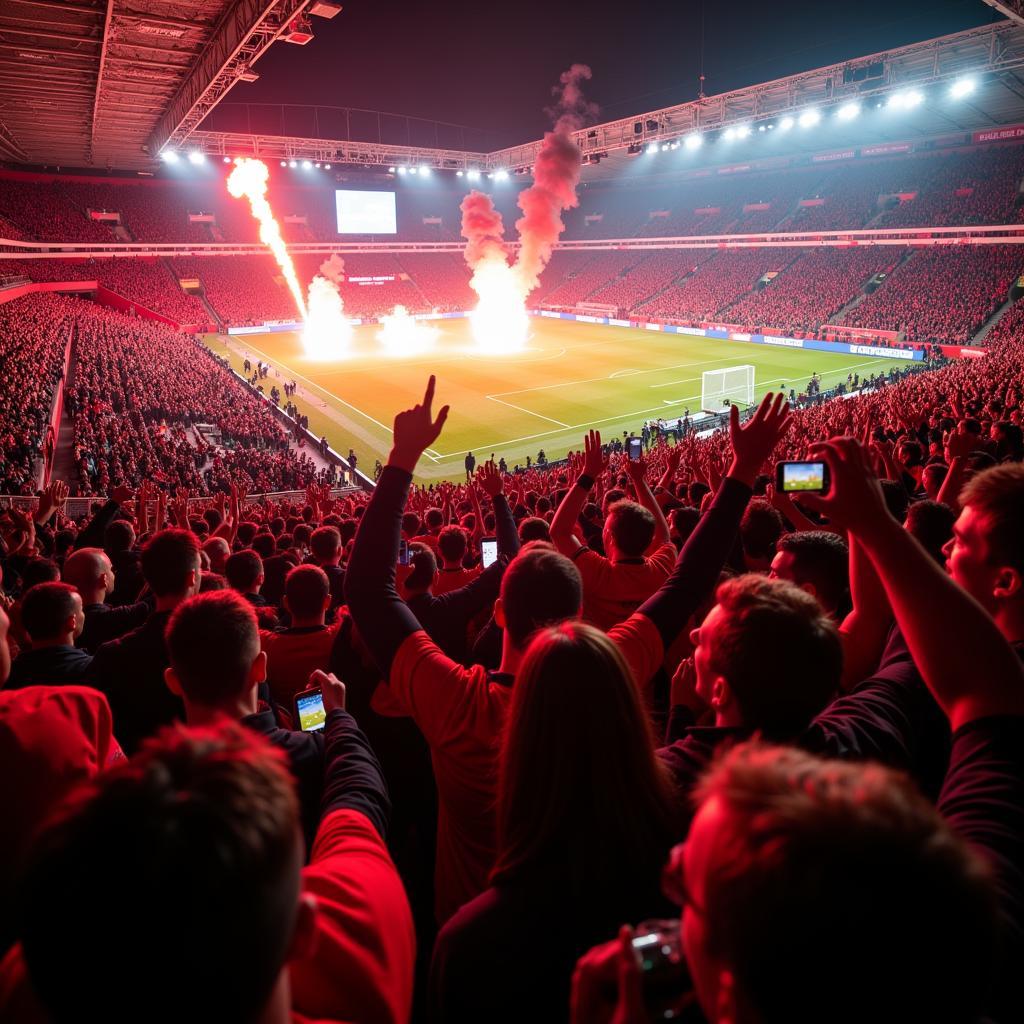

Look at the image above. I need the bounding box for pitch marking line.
[485,395,570,428]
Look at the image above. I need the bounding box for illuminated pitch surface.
[204,318,907,482]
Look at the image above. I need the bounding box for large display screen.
[335,190,397,234]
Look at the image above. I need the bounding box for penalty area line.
[485,395,570,428]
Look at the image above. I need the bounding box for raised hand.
[623,452,647,487]
[310,669,347,713]
[390,375,449,472]
[476,460,503,498]
[728,392,793,486]
[800,437,889,535]
[581,429,609,481]
[944,423,977,463]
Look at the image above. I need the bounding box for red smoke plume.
[513,64,595,293]
[318,253,346,284]
[460,191,508,268]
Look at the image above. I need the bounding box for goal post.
[701,365,755,413]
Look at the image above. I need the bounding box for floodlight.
[836,102,860,121]
[736,125,751,138]
[646,143,658,154]
[162,151,179,163]
[419,165,431,176]
[388,166,396,173]
[280,160,287,167]
[302,160,312,170]
[397,166,407,175]
[314,162,321,168]
[288,160,297,168]
[456,170,464,177]
[888,89,924,110]
[684,133,703,150]
[187,151,205,165]
[798,109,821,128]
[467,169,481,180]
[222,156,231,163]
[723,128,736,141]
[495,169,509,181]
[950,77,976,99]
[778,117,795,132]
[324,163,331,169]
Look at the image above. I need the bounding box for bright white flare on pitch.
[226,159,307,318]
[376,305,439,356]
[304,254,352,359]
[467,259,532,354]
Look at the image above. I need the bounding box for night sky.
[208,0,1001,148]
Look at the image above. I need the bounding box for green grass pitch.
[203,318,910,482]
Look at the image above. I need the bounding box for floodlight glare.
[388,166,396,173]
[778,116,795,132]
[837,102,860,121]
[162,151,179,163]
[280,160,287,167]
[222,156,231,164]
[456,170,464,177]
[646,143,659,154]
[684,133,703,150]
[302,160,312,170]
[314,162,321,168]
[288,160,297,168]
[888,89,924,110]
[723,128,737,141]
[736,125,751,138]
[798,109,821,128]
[187,151,205,165]
[495,169,509,181]
[950,77,976,99]
[468,169,481,180]
[419,165,431,176]
[324,163,331,169]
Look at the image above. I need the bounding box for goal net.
[701,365,755,413]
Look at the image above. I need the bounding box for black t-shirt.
[939,714,1024,1024]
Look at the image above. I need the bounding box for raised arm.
[550,430,606,555]
[73,484,134,550]
[345,377,449,678]
[637,394,793,646]
[477,460,519,559]
[624,454,670,551]
[805,437,1024,732]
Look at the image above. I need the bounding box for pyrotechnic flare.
[304,253,353,359]
[459,65,594,353]
[376,304,439,356]
[226,159,307,318]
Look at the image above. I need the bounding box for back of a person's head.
[606,500,655,558]
[19,557,60,593]
[405,542,437,591]
[401,512,420,536]
[166,591,260,704]
[960,462,1024,576]
[601,488,627,517]
[21,583,78,643]
[310,525,341,562]
[141,529,201,598]
[518,516,551,543]
[424,507,444,531]
[198,572,226,592]
[62,547,107,592]
[494,622,674,893]
[905,499,956,565]
[708,575,841,739]
[251,532,276,559]
[775,531,850,615]
[237,521,258,546]
[284,564,329,620]
[437,525,467,564]
[19,722,301,1024]
[202,536,230,565]
[688,481,710,507]
[225,549,263,592]
[671,506,701,545]
[103,519,135,555]
[740,500,784,561]
[879,478,910,523]
[499,543,582,648]
[691,742,996,1024]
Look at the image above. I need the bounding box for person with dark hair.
[225,548,267,608]
[260,565,341,708]
[943,461,1024,651]
[411,507,445,552]
[434,525,480,595]
[1,715,415,1024]
[201,536,230,575]
[518,516,551,544]
[431,623,677,1022]
[905,498,956,565]
[17,557,60,594]
[770,530,850,620]
[89,528,201,754]
[990,419,1023,462]
[346,379,790,921]
[6,582,92,689]
[550,454,676,631]
[102,517,143,607]
[308,525,345,610]
[62,547,148,654]
[739,499,784,572]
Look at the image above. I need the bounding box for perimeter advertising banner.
[973,125,1024,144]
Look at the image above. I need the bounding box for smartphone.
[480,536,498,569]
[627,437,643,461]
[294,687,326,732]
[398,538,411,566]
[776,460,830,494]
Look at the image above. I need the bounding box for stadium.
[1,1,1023,1022]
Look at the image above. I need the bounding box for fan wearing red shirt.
[432,526,481,596]
[551,449,676,631]
[0,694,415,1024]
[346,378,791,923]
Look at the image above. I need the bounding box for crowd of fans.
[170,256,298,326]
[0,316,1022,1022]
[838,245,1023,343]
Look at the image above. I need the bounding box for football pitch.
[203,318,909,482]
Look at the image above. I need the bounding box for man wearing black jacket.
[63,547,148,654]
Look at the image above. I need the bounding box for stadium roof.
[0,0,319,169]
[3,6,1024,175]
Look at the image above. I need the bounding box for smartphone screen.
[627,437,643,461]
[481,537,498,569]
[778,461,828,493]
[295,689,326,732]
[398,539,410,566]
